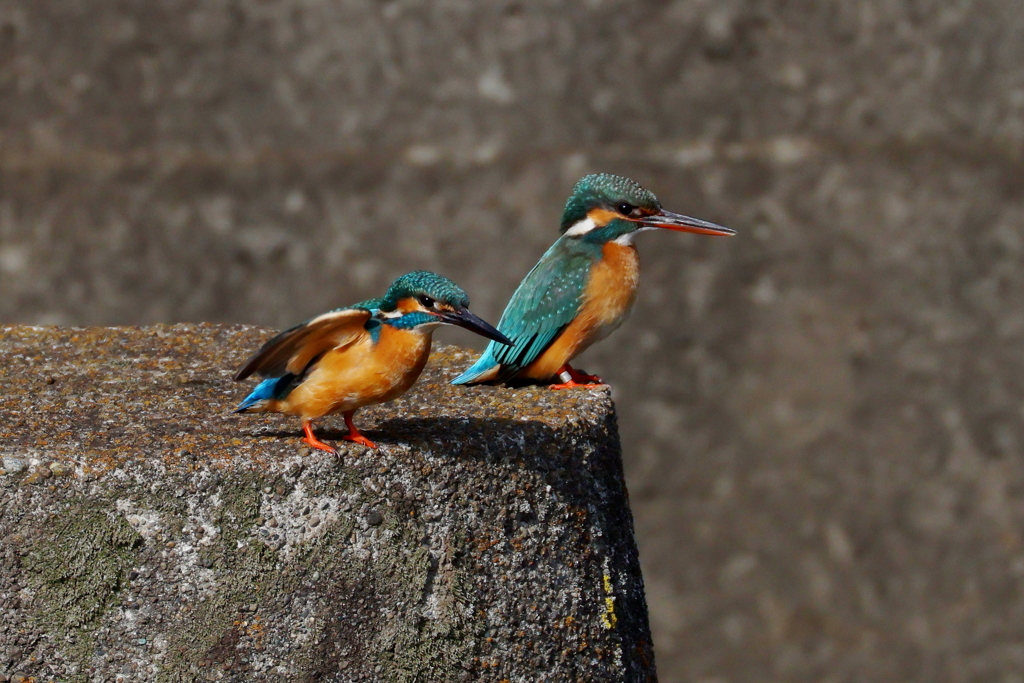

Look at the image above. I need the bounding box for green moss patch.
[24,501,143,631]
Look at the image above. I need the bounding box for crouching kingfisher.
[234,271,511,452]
[452,173,734,389]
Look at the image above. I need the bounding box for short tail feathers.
[234,375,298,412]
[451,345,504,385]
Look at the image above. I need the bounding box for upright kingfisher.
[234,271,511,452]
[452,173,734,389]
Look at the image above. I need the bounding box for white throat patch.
[612,225,654,245]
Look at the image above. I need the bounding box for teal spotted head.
[376,271,511,344]
[559,173,735,244]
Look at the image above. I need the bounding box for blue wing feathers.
[450,346,501,385]
[234,374,299,412]
[452,237,600,384]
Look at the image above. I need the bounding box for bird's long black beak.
[640,209,735,236]
[441,308,513,346]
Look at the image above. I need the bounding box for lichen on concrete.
[24,502,143,632]
[0,324,656,682]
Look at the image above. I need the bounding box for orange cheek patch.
[587,208,622,227]
[395,297,422,314]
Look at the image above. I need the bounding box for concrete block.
[0,324,655,682]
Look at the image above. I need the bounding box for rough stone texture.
[0,324,654,683]
[3,2,1024,681]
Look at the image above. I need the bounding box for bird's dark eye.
[617,202,636,217]
[418,295,435,308]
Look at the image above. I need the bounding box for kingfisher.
[234,271,511,452]
[452,173,734,389]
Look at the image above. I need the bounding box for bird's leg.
[341,410,377,449]
[302,420,337,454]
[566,364,604,385]
[549,364,605,390]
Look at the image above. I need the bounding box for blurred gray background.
[3,1,1024,681]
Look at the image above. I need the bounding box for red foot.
[302,421,337,454]
[342,411,377,449]
[566,365,604,384]
[571,370,604,384]
[550,364,605,390]
[343,433,377,448]
[549,380,604,390]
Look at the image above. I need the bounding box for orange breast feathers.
[521,241,640,380]
[275,325,432,421]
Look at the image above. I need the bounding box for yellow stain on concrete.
[600,569,617,629]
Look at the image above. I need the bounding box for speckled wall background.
[2,1,1024,681]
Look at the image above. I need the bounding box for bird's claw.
[343,433,378,449]
[549,380,605,390]
[302,436,338,455]
[551,365,605,389]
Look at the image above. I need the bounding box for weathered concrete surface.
[0,324,655,682]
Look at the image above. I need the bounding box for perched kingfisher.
[452,173,735,389]
[234,271,511,452]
